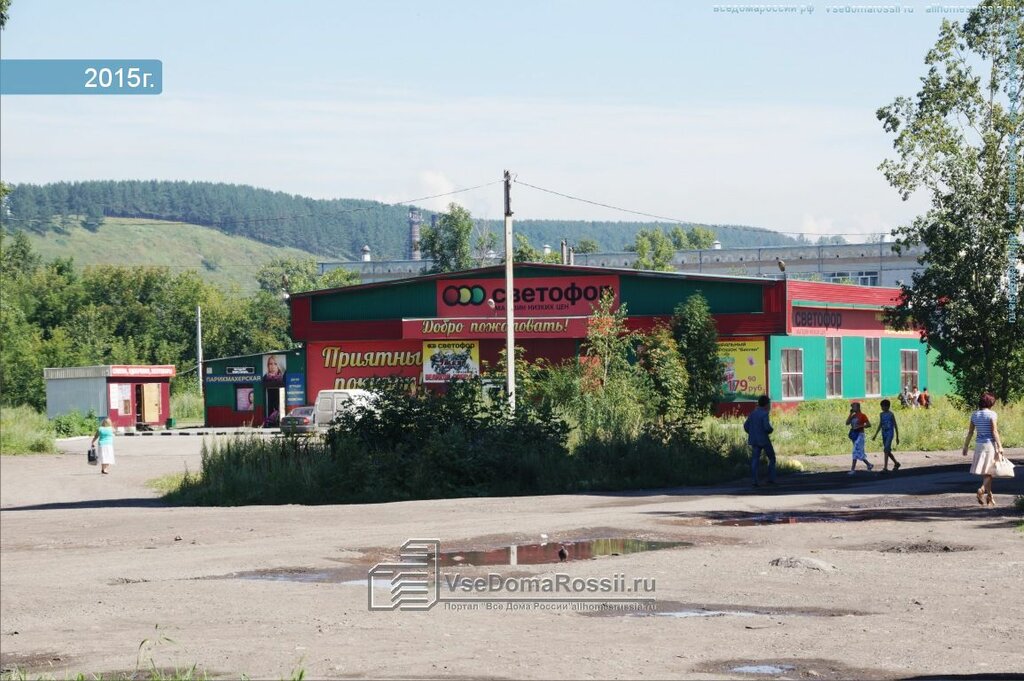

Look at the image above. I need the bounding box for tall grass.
[0,405,57,454]
[707,398,1024,457]
[170,389,204,422]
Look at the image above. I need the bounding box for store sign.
[307,340,423,393]
[403,316,590,339]
[436,275,618,318]
[227,366,254,375]
[789,307,913,336]
[423,341,480,383]
[109,365,176,377]
[205,374,261,384]
[717,339,767,402]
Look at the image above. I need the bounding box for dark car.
[279,406,317,435]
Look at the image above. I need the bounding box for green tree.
[637,324,689,424]
[256,257,358,295]
[670,225,717,250]
[630,229,675,271]
[420,203,474,272]
[671,294,722,415]
[876,1,1024,402]
[512,233,562,263]
[575,238,600,254]
[0,0,10,30]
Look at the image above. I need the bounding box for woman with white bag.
[961,392,1012,507]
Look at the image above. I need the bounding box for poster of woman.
[263,354,286,386]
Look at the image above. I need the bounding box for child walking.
[846,402,873,474]
[872,399,901,472]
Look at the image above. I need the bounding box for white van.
[313,389,377,428]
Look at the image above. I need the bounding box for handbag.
[87,447,98,466]
[993,456,1015,478]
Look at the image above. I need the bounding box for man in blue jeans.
[744,395,776,487]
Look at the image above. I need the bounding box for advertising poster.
[422,341,480,383]
[263,354,286,386]
[285,373,306,407]
[307,341,423,397]
[717,339,767,402]
[236,386,255,411]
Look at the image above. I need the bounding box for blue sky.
[0,1,987,239]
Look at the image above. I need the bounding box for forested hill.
[2,180,801,259]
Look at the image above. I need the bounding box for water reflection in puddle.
[730,664,795,675]
[439,537,689,567]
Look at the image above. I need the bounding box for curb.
[122,430,280,437]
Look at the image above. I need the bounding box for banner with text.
[422,341,480,383]
[436,275,618,318]
[404,316,590,339]
[717,339,767,402]
[307,341,423,398]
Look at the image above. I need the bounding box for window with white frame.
[900,349,919,391]
[826,337,842,397]
[781,348,804,399]
[865,338,881,396]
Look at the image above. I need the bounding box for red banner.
[306,341,423,399]
[109,365,176,377]
[789,307,915,337]
[436,275,619,318]
[403,317,591,339]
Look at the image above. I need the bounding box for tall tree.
[575,238,600,254]
[420,203,474,272]
[877,1,1024,402]
[630,229,675,271]
[671,294,722,415]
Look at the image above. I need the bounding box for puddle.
[208,536,689,584]
[581,599,870,618]
[438,537,689,567]
[695,658,889,680]
[730,664,794,675]
[710,513,853,527]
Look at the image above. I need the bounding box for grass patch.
[170,390,204,422]
[146,472,187,495]
[0,405,57,455]
[707,398,1024,457]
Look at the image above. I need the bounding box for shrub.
[52,409,99,437]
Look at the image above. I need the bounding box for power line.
[514,178,891,239]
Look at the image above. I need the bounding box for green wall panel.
[312,280,437,321]
[880,338,927,397]
[926,346,954,397]
[841,337,866,399]
[769,336,826,401]
[619,276,763,315]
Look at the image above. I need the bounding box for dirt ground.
[1,437,1022,680]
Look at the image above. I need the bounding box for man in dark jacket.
[744,395,776,487]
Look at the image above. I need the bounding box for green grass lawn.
[27,218,321,290]
[706,398,1024,457]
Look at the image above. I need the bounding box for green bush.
[0,405,57,454]
[52,409,99,437]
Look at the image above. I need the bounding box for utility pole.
[503,170,515,414]
[196,305,204,399]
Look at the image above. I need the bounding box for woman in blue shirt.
[91,417,116,475]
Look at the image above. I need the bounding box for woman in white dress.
[961,392,1005,507]
[90,417,116,475]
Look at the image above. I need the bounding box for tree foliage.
[876,1,1024,402]
[420,203,474,272]
[0,233,357,409]
[630,229,675,271]
[671,294,722,416]
[574,238,600,254]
